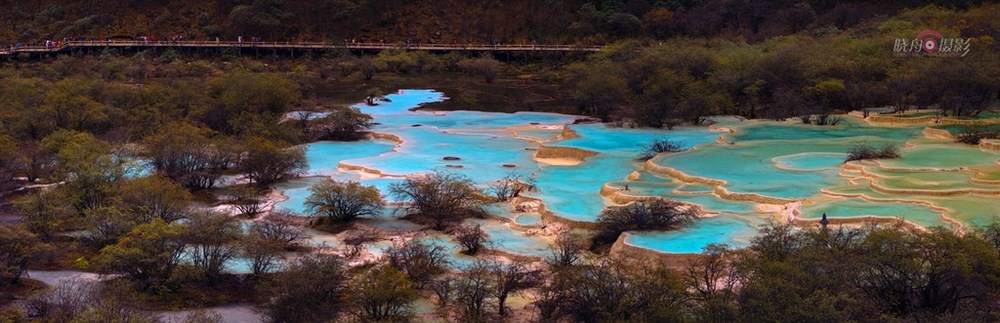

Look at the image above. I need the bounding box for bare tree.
[430,277,457,310]
[385,239,450,288]
[236,137,307,187]
[28,278,95,320]
[546,233,586,268]
[28,280,157,322]
[684,244,739,303]
[453,261,496,322]
[637,138,685,160]
[293,110,317,130]
[389,171,485,230]
[229,186,264,217]
[488,172,534,202]
[488,259,543,316]
[341,230,380,259]
[593,198,698,249]
[260,254,349,323]
[241,233,282,278]
[305,179,384,224]
[251,210,307,248]
[453,224,488,255]
[349,265,417,322]
[185,211,243,280]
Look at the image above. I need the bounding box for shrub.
[236,137,307,187]
[488,172,534,202]
[458,57,503,83]
[341,230,380,258]
[307,107,374,141]
[809,114,844,126]
[0,225,43,286]
[349,265,417,322]
[453,224,488,255]
[593,199,698,248]
[251,210,307,248]
[260,254,349,323]
[229,186,264,217]
[546,233,586,268]
[845,141,900,162]
[389,171,485,230]
[637,138,686,160]
[184,211,243,280]
[92,219,186,291]
[955,125,1000,145]
[385,239,450,288]
[305,179,384,224]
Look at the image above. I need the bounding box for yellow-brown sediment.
[922,127,955,139]
[558,127,581,140]
[337,163,412,178]
[866,114,1000,126]
[980,139,1000,152]
[534,145,599,160]
[370,132,404,144]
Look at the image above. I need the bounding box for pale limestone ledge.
[644,159,726,186]
[368,132,404,145]
[512,195,599,230]
[818,188,964,233]
[866,114,1000,126]
[506,124,576,144]
[981,139,1000,152]
[534,157,584,166]
[643,158,795,205]
[922,127,955,140]
[609,232,703,271]
[868,180,1000,197]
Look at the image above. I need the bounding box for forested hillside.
[3,1,1000,322]
[1,0,992,45]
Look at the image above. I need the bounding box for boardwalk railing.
[0,40,603,56]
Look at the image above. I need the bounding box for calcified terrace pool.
[274,89,1000,255]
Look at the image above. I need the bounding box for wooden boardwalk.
[0,40,602,56]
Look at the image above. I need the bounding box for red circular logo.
[917,30,942,54]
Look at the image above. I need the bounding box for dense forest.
[2,1,1000,322]
[0,0,994,45]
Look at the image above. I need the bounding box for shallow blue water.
[272,90,993,255]
[303,140,396,175]
[273,176,401,215]
[799,198,948,227]
[657,123,924,200]
[624,214,763,253]
[514,214,543,226]
[529,124,718,221]
[467,219,552,257]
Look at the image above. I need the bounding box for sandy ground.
[157,304,263,323]
[25,270,103,287]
